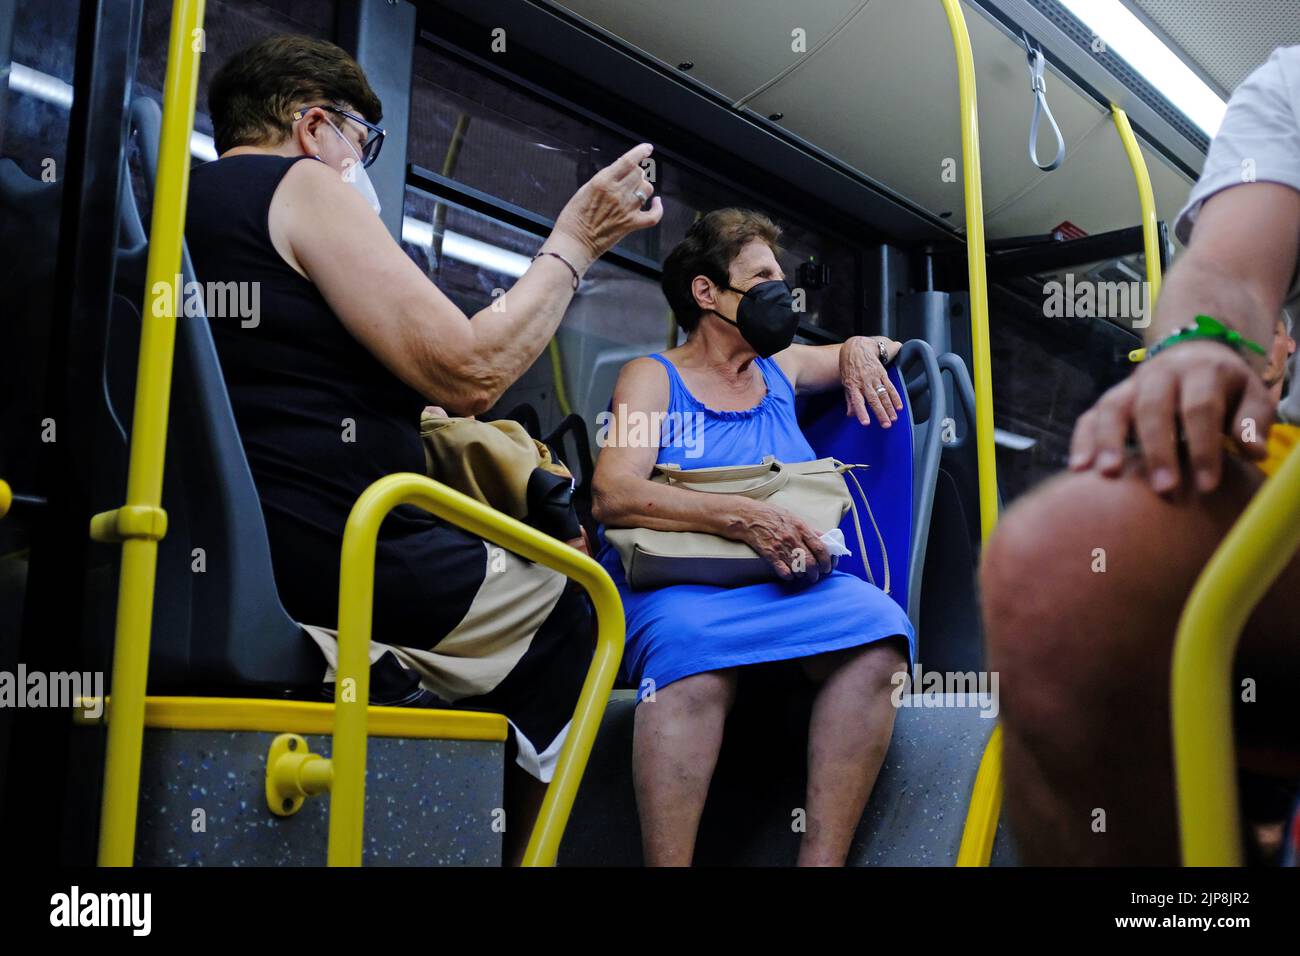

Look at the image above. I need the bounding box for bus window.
[0,0,82,595]
[401,185,667,453]
[135,0,340,168]
[405,39,876,434]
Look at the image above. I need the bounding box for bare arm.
[591,359,748,535]
[1147,183,1300,349]
[276,144,662,415]
[592,358,832,581]
[775,336,903,426]
[1071,182,1300,492]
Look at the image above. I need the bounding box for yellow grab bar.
[94,0,205,867]
[1173,447,1300,865]
[1111,106,1163,313]
[0,479,11,519]
[331,473,623,867]
[548,338,574,417]
[956,723,1004,865]
[946,0,1003,868]
[941,0,1001,868]
[940,0,998,544]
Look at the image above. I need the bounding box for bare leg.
[502,762,547,867]
[632,670,739,866]
[796,640,908,866]
[981,456,1300,864]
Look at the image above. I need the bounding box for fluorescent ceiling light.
[190,132,218,162]
[1057,0,1226,135]
[994,428,1037,451]
[9,62,73,109]
[402,216,531,278]
[8,62,218,160]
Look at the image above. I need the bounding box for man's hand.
[840,336,903,427]
[1069,341,1273,494]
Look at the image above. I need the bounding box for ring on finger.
[874,385,889,395]
[633,188,648,202]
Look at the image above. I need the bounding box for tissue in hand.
[820,528,851,557]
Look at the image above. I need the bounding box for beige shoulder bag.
[605,456,888,591]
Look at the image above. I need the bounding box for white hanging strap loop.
[1023,31,1065,172]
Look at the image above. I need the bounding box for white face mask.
[324,118,381,215]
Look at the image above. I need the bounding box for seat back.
[910,350,987,673]
[110,98,319,693]
[797,340,945,638]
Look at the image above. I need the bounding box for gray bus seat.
[915,351,986,674]
[895,339,945,635]
[108,96,320,693]
[559,690,1010,866]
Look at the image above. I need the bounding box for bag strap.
[840,465,890,595]
[656,457,787,499]
[655,456,774,481]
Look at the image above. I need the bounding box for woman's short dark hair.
[209,35,382,155]
[661,209,782,333]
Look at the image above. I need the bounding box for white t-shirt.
[1175,44,1300,264]
[1173,45,1300,420]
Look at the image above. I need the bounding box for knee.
[979,470,1167,727]
[653,670,737,717]
[808,640,907,690]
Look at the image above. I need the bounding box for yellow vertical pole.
[1173,447,1300,864]
[956,725,1004,865]
[1111,106,1163,312]
[940,0,998,543]
[95,0,205,866]
[940,0,1002,867]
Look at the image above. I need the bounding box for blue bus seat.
[797,339,945,638]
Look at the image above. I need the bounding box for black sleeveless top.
[186,155,482,640]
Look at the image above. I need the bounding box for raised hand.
[547,143,664,272]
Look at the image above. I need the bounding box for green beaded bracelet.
[1146,314,1267,360]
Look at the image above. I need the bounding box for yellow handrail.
[94,0,205,867]
[1173,448,1300,865]
[940,0,1002,868]
[330,473,623,866]
[940,0,998,544]
[0,479,11,519]
[956,724,1004,865]
[548,338,574,417]
[1111,106,1163,314]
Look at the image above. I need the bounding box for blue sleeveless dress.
[597,353,916,694]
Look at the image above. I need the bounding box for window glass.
[0,0,82,568]
[136,0,338,162]
[409,42,861,338]
[402,184,668,455]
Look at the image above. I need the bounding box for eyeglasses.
[291,104,386,168]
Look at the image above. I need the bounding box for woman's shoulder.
[607,355,677,417]
[617,354,673,394]
[194,152,312,184]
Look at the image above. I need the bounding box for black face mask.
[712,279,800,358]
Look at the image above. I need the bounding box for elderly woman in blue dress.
[592,208,915,866]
